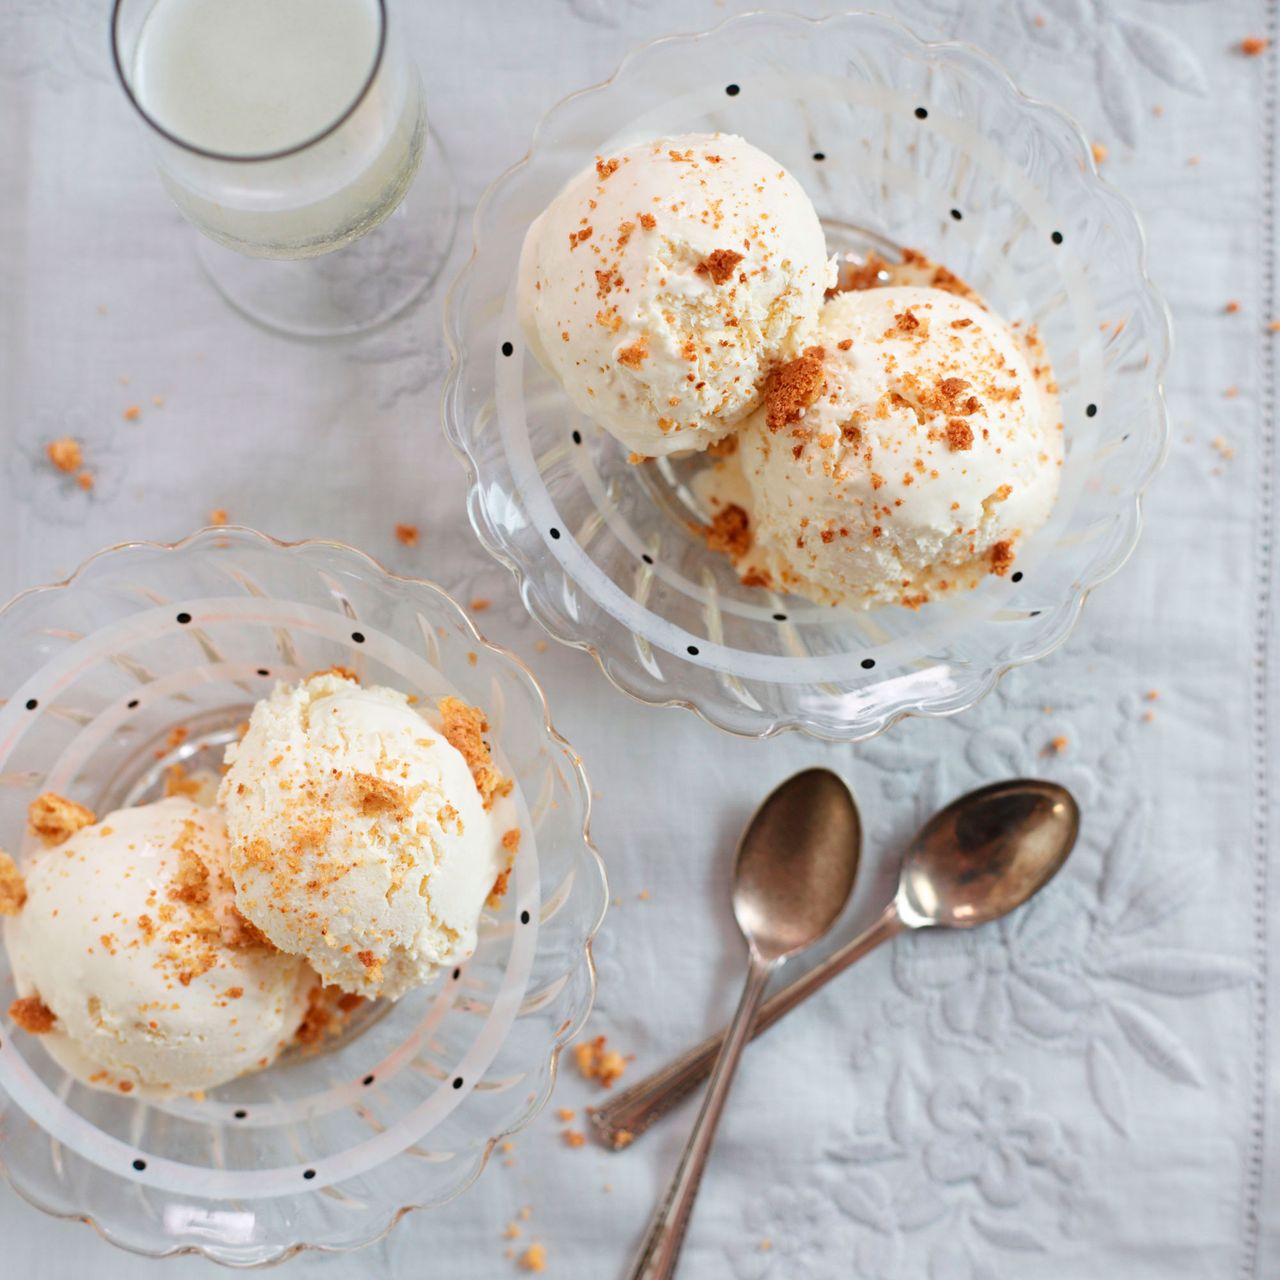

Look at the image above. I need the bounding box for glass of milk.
[111,0,456,337]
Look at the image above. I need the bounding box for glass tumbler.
[111,0,457,337]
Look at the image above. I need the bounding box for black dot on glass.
[773,613,787,622]
[452,967,461,980]
[256,668,269,677]
[1085,403,1098,418]
[813,151,826,161]
[362,1074,375,1086]
[520,910,531,925]
[1030,610,1042,617]
[501,341,514,357]
[861,658,876,670]
[127,698,139,709]
[133,1158,146,1171]
[176,612,191,625]
[687,645,700,656]
[950,208,963,221]
[641,553,654,565]
[1051,230,1063,245]
[303,1169,316,1180]
[24,699,37,711]
[452,1077,464,1089]
[549,527,561,540]
[915,106,928,119]
[572,430,582,445]
[1011,571,1024,583]
[351,631,365,644]
[725,83,740,96]
[234,1109,247,1119]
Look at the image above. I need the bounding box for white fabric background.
[1,1,1277,1276]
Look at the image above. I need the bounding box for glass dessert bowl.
[443,9,1170,740]
[0,529,605,1265]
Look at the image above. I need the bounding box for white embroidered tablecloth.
[1,1,1277,1276]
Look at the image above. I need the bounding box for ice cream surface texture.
[4,798,313,1094]
[518,133,832,458]
[700,283,1063,609]
[219,672,509,1000]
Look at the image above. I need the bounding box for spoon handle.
[593,905,905,1152]
[626,954,774,1280]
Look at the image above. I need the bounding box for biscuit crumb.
[562,1129,586,1148]
[696,248,745,285]
[395,523,419,547]
[519,1243,546,1273]
[945,418,974,452]
[209,508,228,526]
[574,1034,629,1088]
[1225,300,1241,314]
[0,851,26,915]
[439,697,512,810]
[9,994,56,1034]
[295,983,365,1049]
[764,347,826,430]
[470,598,491,612]
[617,336,649,369]
[704,503,751,559]
[1044,735,1070,756]
[556,1108,575,1122]
[122,405,141,421]
[706,433,738,458]
[46,437,82,473]
[1091,141,1108,166]
[989,540,1016,577]
[28,792,95,846]
[353,772,410,820]
[1241,35,1268,56]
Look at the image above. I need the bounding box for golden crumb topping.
[989,540,1016,576]
[696,248,745,285]
[573,1034,629,1088]
[295,982,365,1050]
[616,336,649,369]
[764,347,826,431]
[0,850,26,915]
[9,994,56,1034]
[705,504,752,560]
[438,697,512,811]
[352,771,411,821]
[945,418,975,451]
[45,437,82,473]
[28,792,96,846]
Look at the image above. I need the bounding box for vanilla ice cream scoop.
[218,672,513,1000]
[518,132,832,458]
[701,285,1062,609]
[4,798,314,1095]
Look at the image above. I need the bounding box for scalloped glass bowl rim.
[0,526,608,1264]
[440,7,1172,741]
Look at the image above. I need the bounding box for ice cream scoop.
[518,132,832,458]
[4,798,313,1095]
[700,283,1062,608]
[219,672,513,1000]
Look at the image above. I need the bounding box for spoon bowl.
[734,768,862,962]
[896,779,1079,929]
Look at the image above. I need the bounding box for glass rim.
[109,0,389,164]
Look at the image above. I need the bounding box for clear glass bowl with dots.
[0,528,606,1265]
[443,10,1170,740]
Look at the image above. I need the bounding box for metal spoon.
[595,778,1078,1152]
[627,768,860,1280]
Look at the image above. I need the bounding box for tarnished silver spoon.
[627,768,860,1280]
[595,778,1078,1152]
